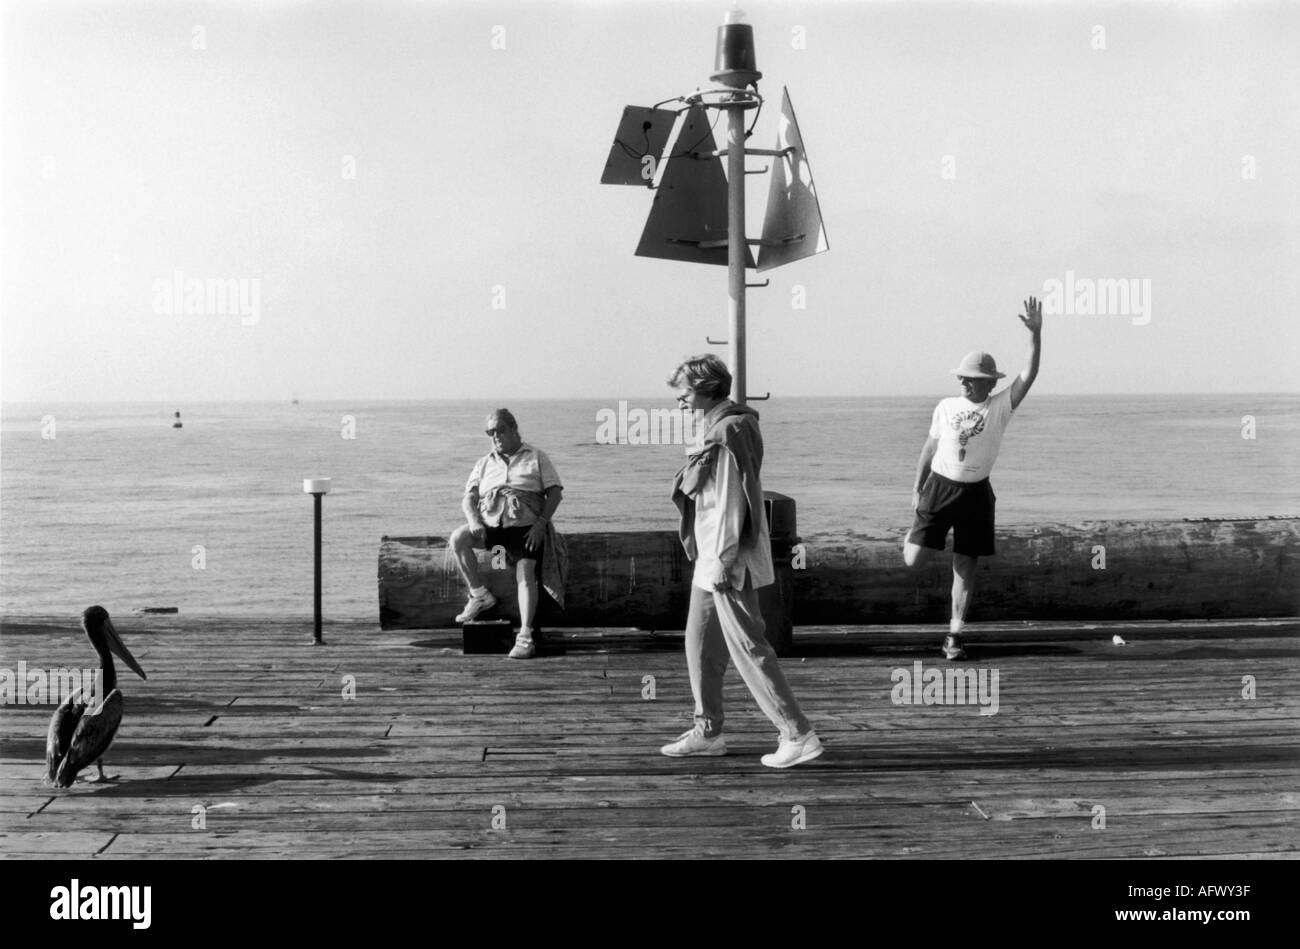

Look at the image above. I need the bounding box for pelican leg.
[82,758,116,783]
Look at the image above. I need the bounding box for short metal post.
[313,491,323,644]
[303,478,332,644]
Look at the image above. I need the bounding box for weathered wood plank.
[13,787,1297,830]
[16,810,1298,860]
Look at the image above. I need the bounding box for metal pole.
[313,491,323,644]
[726,102,747,405]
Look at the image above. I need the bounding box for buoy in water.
[172,411,182,429]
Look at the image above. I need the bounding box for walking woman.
[660,355,823,768]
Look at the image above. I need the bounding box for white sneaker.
[761,732,824,769]
[455,590,498,623]
[660,729,727,757]
[507,634,535,660]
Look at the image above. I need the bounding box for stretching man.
[903,297,1042,660]
[661,354,822,769]
[452,409,564,660]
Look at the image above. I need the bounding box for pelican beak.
[103,616,147,680]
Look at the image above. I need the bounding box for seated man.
[451,409,564,659]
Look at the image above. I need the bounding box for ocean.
[2,395,1297,620]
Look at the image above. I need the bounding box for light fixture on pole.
[601,5,829,406]
[711,5,761,88]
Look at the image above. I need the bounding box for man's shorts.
[480,524,545,570]
[907,472,997,558]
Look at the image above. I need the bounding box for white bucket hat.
[951,351,1005,379]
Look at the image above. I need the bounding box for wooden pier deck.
[1,615,1297,860]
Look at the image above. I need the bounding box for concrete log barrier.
[793,517,1300,624]
[379,531,691,631]
[378,517,1300,631]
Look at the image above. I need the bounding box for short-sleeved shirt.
[928,387,1015,482]
[464,442,562,527]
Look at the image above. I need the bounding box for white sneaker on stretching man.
[942,618,967,661]
[456,587,497,623]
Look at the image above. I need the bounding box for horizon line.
[3,391,1300,407]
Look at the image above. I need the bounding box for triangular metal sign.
[635,105,755,268]
[601,106,679,186]
[757,88,829,272]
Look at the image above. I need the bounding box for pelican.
[44,606,147,788]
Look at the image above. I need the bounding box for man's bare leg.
[508,557,540,659]
[450,524,484,588]
[451,525,499,623]
[902,540,934,568]
[951,553,977,623]
[945,553,978,659]
[516,558,539,632]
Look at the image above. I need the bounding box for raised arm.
[1009,295,1042,410]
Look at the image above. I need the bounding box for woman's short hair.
[667,354,732,400]
[485,408,518,431]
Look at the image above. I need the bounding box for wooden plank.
[13,787,1297,827]
[7,764,1295,803]
[12,809,1297,860]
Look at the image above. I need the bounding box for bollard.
[760,491,796,655]
[303,478,331,644]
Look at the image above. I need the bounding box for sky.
[1,0,1297,402]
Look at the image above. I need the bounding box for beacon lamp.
[710,5,762,89]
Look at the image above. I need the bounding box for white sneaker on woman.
[660,729,727,757]
[760,732,824,769]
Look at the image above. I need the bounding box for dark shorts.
[907,472,997,558]
[481,524,544,571]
